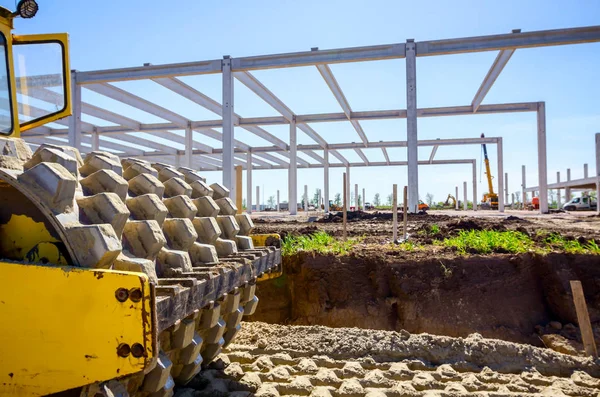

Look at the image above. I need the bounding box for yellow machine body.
[0,6,157,395]
[0,264,155,396]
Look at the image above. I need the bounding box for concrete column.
[522,165,526,207]
[566,168,571,201]
[235,165,242,214]
[304,185,308,212]
[504,172,509,206]
[497,138,504,213]
[556,172,561,208]
[455,186,459,210]
[584,163,589,179]
[354,184,358,211]
[277,190,280,212]
[289,119,298,215]
[324,149,330,212]
[246,152,252,214]
[318,189,322,210]
[185,122,193,169]
[463,181,468,211]
[256,186,260,212]
[362,188,366,210]
[91,129,100,151]
[472,161,477,211]
[537,102,548,213]
[222,57,235,198]
[406,39,419,213]
[596,133,600,215]
[68,71,82,149]
[346,166,351,211]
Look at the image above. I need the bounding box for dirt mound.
[174,322,600,396]
[317,211,394,223]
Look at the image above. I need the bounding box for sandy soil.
[175,322,600,396]
[252,210,600,244]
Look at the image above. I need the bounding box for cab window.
[573,198,580,203]
[0,33,12,134]
[13,41,66,128]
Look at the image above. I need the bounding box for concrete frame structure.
[524,133,600,213]
[21,26,600,214]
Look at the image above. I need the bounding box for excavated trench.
[250,251,600,348]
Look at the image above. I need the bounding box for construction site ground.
[176,210,600,396]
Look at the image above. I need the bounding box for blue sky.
[10,0,600,205]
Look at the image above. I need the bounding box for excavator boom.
[480,133,498,209]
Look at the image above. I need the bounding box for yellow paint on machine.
[0,214,67,265]
[251,233,281,248]
[0,264,156,396]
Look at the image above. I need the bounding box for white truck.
[563,195,597,211]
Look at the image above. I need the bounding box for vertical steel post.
[324,149,330,212]
[472,160,477,211]
[354,184,358,211]
[277,190,280,212]
[584,163,589,179]
[406,39,419,213]
[246,152,252,214]
[463,181,468,211]
[537,102,548,213]
[522,165,527,208]
[222,57,235,200]
[289,119,298,215]
[497,138,504,213]
[68,71,81,149]
[175,154,181,168]
[557,172,561,208]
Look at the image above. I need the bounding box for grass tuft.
[281,231,359,256]
[442,230,533,255]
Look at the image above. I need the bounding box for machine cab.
[0,3,71,139]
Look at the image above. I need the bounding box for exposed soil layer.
[250,251,600,347]
[250,214,600,348]
[175,322,600,396]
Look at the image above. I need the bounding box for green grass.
[388,241,423,251]
[442,230,534,255]
[540,232,600,254]
[441,229,600,255]
[281,231,359,256]
[429,224,440,234]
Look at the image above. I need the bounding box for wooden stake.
[392,184,398,243]
[403,185,408,240]
[343,173,347,240]
[570,280,598,358]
